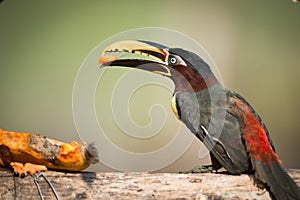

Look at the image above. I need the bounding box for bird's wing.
[175,89,250,174]
[197,101,250,174]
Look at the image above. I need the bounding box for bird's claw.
[179,165,215,174]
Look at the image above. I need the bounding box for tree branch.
[0,168,299,200]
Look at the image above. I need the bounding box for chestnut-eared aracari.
[99,40,300,200]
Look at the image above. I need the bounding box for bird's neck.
[172,65,220,93]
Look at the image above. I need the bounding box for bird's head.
[99,40,220,93]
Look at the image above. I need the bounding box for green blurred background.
[1,0,299,171]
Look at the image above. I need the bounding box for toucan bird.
[99,40,300,200]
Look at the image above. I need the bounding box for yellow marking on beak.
[101,40,167,63]
[103,40,148,52]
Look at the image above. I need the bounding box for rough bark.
[0,167,299,200]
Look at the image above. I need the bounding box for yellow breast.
[171,94,181,120]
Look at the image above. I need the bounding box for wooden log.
[0,167,299,200]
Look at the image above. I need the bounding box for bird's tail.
[253,158,300,200]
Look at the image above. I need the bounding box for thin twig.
[31,172,60,200]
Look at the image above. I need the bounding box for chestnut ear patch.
[171,65,219,93]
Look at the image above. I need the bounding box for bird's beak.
[99,40,172,77]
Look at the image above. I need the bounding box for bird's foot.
[10,162,47,178]
[179,165,215,174]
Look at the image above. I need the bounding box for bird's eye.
[168,54,186,66]
[170,57,177,64]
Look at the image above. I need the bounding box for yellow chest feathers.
[171,94,181,120]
